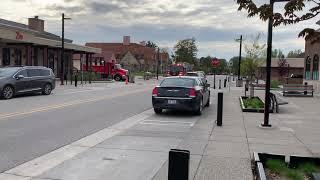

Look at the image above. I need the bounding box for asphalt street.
[0,81,156,172]
[0,75,229,176]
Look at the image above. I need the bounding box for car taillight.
[189,88,196,97]
[152,87,158,97]
[179,72,183,76]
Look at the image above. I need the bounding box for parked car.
[152,76,210,115]
[186,71,207,83]
[0,66,55,99]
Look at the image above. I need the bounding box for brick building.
[86,36,169,72]
[0,16,100,78]
[258,58,304,82]
[304,20,320,81]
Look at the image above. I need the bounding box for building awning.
[0,25,101,54]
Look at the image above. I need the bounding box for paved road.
[0,81,156,173]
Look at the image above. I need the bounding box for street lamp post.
[60,13,71,85]
[262,0,290,127]
[237,35,242,80]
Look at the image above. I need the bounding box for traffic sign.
[211,58,220,68]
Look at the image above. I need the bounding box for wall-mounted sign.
[16,32,24,40]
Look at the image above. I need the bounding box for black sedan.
[152,76,210,115]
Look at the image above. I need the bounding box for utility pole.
[238,35,242,80]
[60,13,71,85]
[60,13,65,85]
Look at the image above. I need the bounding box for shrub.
[271,80,280,88]
[243,97,264,109]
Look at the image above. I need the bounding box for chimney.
[123,36,130,46]
[28,16,44,32]
[140,41,146,46]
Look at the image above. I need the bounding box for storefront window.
[313,55,319,80]
[305,57,311,80]
[2,48,10,66]
[14,48,22,66]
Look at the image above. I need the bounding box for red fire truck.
[83,63,128,81]
[167,63,193,76]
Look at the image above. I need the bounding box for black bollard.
[304,82,308,95]
[219,79,221,89]
[217,92,223,126]
[75,74,78,87]
[213,74,216,89]
[168,149,190,180]
[224,79,227,88]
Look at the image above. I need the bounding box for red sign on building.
[16,32,24,40]
[211,58,220,68]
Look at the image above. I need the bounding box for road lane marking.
[0,87,151,120]
[2,109,153,178]
[140,120,195,127]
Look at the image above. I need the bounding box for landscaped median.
[253,152,320,180]
[240,96,265,113]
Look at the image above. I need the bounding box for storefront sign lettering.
[16,32,23,40]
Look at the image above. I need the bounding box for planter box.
[239,96,267,113]
[253,152,320,180]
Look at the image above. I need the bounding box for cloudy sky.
[1,0,319,59]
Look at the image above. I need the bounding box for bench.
[270,93,288,113]
[283,84,314,97]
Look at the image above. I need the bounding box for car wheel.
[154,108,162,114]
[42,84,52,95]
[195,99,203,115]
[114,75,121,81]
[2,86,14,99]
[205,96,210,107]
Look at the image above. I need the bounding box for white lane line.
[2,109,153,178]
[140,120,195,127]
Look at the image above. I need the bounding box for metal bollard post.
[217,92,223,126]
[224,79,227,88]
[213,74,216,89]
[168,149,190,180]
[219,79,221,89]
[304,82,308,95]
[75,74,78,87]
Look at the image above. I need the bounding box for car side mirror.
[16,75,24,80]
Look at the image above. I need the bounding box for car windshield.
[0,67,20,77]
[186,72,199,77]
[160,78,195,87]
[115,64,122,69]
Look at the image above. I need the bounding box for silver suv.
[0,66,56,99]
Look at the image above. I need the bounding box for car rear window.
[160,78,195,87]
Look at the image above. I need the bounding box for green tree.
[287,49,305,58]
[146,41,157,48]
[242,33,266,80]
[272,49,284,58]
[236,0,320,41]
[173,38,198,65]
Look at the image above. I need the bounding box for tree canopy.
[236,0,320,42]
[173,38,198,65]
[145,41,157,48]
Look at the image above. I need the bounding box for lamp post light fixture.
[262,0,290,127]
[60,13,71,85]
